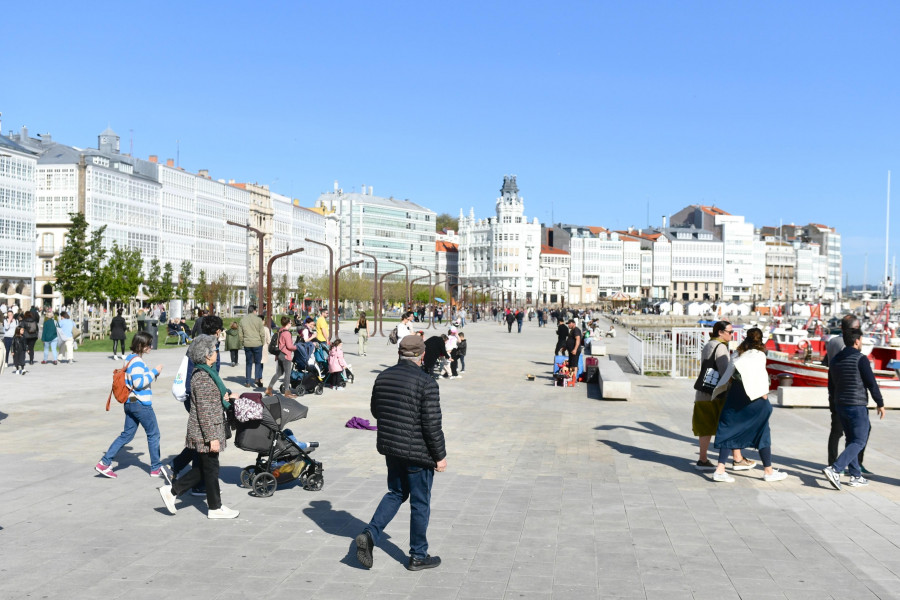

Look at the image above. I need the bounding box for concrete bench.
[597,359,631,400]
[587,344,607,356]
[776,386,900,408]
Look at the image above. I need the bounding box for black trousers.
[172,451,221,510]
[230,349,239,364]
[172,398,200,484]
[112,339,125,355]
[25,338,37,363]
[828,409,870,466]
[555,339,567,355]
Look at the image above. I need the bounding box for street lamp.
[354,250,379,336]
[379,269,403,336]
[305,238,334,336]
[227,220,265,310]
[387,259,410,308]
[266,247,304,328]
[334,259,363,340]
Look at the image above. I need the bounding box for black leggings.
[719,446,772,468]
[112,339,125,355]
[25,338,37,363]
[172,451,221,510]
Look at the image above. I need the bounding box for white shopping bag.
[171,355,189,402]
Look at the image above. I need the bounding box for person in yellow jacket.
[315,308,330,344]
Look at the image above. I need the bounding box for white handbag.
[171,355,190,402]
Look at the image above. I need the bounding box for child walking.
[457,332,467,374]
[11,326,27,375]
[328,338,348,390]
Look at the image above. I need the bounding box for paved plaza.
[3,317,900,599]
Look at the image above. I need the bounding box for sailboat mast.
[886,171,891,297]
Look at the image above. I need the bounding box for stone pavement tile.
[552,566,597,588]
[502,592,552,600]
[310,581,372,599]
[645,590,694,600]
[457,579,508,599]
[507,573,554,592]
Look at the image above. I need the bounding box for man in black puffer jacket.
[356,335,447,572]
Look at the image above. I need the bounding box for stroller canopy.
[262,396,309,430]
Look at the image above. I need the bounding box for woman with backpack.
[95,331,165,479]
[265,316,297,398]
[21,310,39,366]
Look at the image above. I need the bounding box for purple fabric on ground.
[345,416,377,430]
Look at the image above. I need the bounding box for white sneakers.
[159,485,240,519]
[713,470,789,483]
[208,506,240,519]
[158,485,177,514]
[763,469,788,482]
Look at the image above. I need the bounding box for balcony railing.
[37,246,57,257]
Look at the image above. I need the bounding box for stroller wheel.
[239,465,259,488]
[295,385,306,396]
[304,473,324,491]
[251,472,277,497]
[315,384,324,396]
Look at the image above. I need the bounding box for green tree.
[160,262,175,303]
[145,258,162,303]
[102,242,143,306]
[84,226,108,305]
[276,273,291,308]
[435,213,458,233]
[54,212,102,304]
[194,269,208,307]
[176,260,193,302]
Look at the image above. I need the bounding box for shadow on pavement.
[598,439,698,475]
[0,410,7,424]
[302,499,408,569]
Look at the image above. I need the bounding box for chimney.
[361,183,366,195]
[369,186,373,196]
[334,180,339,193]
[662,215,667,228]
[166,158,174,167]
[199,169,209,178]
[21,125,28,140]
[149,155,158,163]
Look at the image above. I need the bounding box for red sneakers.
[95,462,117,479]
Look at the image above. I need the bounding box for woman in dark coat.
[555,321,568,355]
[158,335,238,519]
[110,309,128,359]
[21,310,40,365]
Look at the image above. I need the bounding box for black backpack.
[267,330,281,355]
[23,320,38,336]
[388,326,399,344]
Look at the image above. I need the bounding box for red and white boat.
[765,348,900,390]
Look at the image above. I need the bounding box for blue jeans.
[365,455,434,559]
[101,401,161,471]
[43,338,58,361]
[833,405,871,478]
[244,346,263,383]
[177,331,188,344]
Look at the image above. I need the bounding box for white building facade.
[458,176,541,305]
[538,245,570,305]
[315,181,436,281]
[0,134,37,307]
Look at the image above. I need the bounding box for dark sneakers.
[408,555,441,571]
[356,531,374,569]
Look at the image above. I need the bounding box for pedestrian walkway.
[2,318,900,599]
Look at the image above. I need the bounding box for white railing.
[628,327,746,378]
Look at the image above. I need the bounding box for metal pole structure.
[411,273,431,330]
[431,277,447,328]
[379,269,403,336]
[305,238,334,337]
[411,266,432,328]
[354,251,379,336]
[227,220,265,310]
[266,248,304,329]
[387,259,410,310]
[334,259,363,340]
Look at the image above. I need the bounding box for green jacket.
[224,327,242,351]
[238,314,266,348]
[41,318,58,342]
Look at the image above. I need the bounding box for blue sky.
[3,1,898,285]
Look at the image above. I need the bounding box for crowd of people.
[1,303,84,372]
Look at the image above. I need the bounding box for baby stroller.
[233,393,324,497]
[285,341,326,396]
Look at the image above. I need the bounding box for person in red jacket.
[265,316,297,398]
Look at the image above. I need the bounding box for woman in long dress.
[711,327,788,483]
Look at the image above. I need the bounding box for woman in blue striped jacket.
[95,332,167,479]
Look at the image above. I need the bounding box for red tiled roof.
[436,241,458,253]
[700,205,730,216]
[541,244,569,255]
[586,226,607,235]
